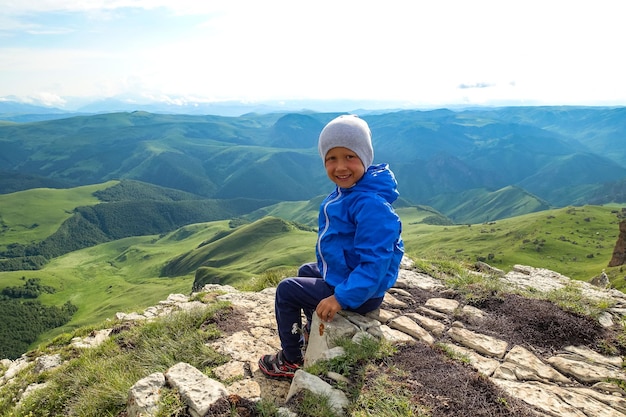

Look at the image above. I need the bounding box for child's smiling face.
[324,147,365,188]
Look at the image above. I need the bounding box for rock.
[500,345,571,384]
[404,312,446,337]
[127,372,166,417]
[424,297,460,314]
[493,379,616,417]
[394,269,446,291]
[71,329,112,349]
[34,354,62,373]
[475,261,505,276]
[590,271,610,288]
[382,292,407,308]
[286,370,349,415]
[440,343,500,376]
[461,305,485,319]
[609,220,626,267]
[547,354,626,384]
[447,325,509,358]
[368,324,416,344]
[164,362,228,417]
[303,313,357,367]
[389,315,435,345]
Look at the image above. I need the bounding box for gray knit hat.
[318,115,374,168]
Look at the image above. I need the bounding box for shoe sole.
[258,360,297,379]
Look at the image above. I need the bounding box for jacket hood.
[343,163,399,204]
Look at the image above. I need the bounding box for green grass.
[304,336,427,416]
[400,205,624,287]
[4,302,230,417]
[0,221,230,345]
[0,216,316,350]
[244,196,324,226]
[164,217,316,277]
[0,181,118,248]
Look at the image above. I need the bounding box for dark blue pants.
[275,262,383,363]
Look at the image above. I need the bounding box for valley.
[1,106,626,360]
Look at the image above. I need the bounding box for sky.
[1,0,625,110]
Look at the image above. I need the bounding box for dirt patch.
[385,343,539,416]
[397,287,620,356]
[466,293,609,354]
[205,395,259,416]
[205,305,251,335]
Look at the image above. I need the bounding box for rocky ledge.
[2,261,626,416]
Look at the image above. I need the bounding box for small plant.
[436,343,471,364]
[255,398,280,416]
[597,339,619,356]
[605,378,626,392]
[412,257,467,277]
[2,302,232,417]
[349,366,430,417]
[304,335,400,414]
[155,388,187,417]
[544,283,611,318]
[293,390,342,417]
[496,397,509,407]
[189,290,216,303]
[307,335,395,381]
[443,269,505,306]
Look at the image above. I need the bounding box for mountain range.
[1,105,625,225]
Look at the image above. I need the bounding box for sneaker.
[258,350,302,379]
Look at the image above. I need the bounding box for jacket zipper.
[318,187,342,278]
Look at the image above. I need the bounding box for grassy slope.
[0,217,317,347]
[427,186,551,224]
[0,182,623,351]
[0,221,231,344]
[0,181,118,247]
[163,217,316,277]
[400,205,623,284]
[243,197,323,227]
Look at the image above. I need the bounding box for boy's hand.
[316,295,342,322]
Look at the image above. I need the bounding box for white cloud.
[0,0,625,107]
[0,0,229,14]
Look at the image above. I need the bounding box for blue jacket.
[317,163,404,309]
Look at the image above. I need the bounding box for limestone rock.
[127,372,166,417]
[164,362,228,417]
[389,315,435,345]
[286,370,349,415]
[502,345,571,384]
[404,312,446,337]
[424,297,460,314]
[447,325,508,358]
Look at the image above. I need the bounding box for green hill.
[427,186,551,223]
[0,214,318,359]
[0,180,279,270]
[163,216,317,288]
[243,196,324,227]
[0,182,117,247]
[3,107,626,223]
[399,205,622,283]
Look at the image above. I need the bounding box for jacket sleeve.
[333,194,402,309]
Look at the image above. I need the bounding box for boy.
[259,114,404,379]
